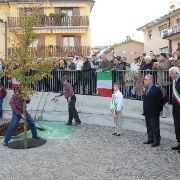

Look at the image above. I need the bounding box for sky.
[90,0,179,47]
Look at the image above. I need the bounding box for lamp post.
[0,19,7,60]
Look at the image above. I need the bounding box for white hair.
[144,56,151,60]
[169,67,180,74]
[145,74,153,81]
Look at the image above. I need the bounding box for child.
[110,82,123,136]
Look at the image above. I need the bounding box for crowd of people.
[48,48,180,102]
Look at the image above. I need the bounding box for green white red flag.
[97,71,112,97]
[173,80,180,105]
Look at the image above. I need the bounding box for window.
[148,30,152,40]
[30,39,38,48]
[63,36,75,47]
[159,46,169,53]
[177,18,180,25]
[61,8,73,16]
[24,8,32,16]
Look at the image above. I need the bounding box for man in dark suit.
[143,74,164,147]
[169,67,180,153]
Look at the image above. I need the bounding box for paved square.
[0,124,180,180]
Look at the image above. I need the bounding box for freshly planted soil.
[0,123,31,136]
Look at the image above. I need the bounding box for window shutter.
[56,35,63,56]
[39,8,44,15]
[38,36,45,47]
[74,36,81,46]
[55,7,61,14]
[73,7,80,16]
[72,8,80,26]
[56,35,63,47]
[19,8,25,17]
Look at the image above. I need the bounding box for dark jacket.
[99,60,112,71]
[82,61,92,80]
[173,76,180,114]
[68,64,76,70]
[143,84,164,117]
[0,84,6,98]
[82,61,91,70]
[112,63,126,71]
[140,62,153,70]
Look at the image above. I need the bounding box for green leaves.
[2,5,58,96]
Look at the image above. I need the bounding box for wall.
[2,91,175,141]
[143,21,169,54]
[114,41,144,63]
[143,13,180,53]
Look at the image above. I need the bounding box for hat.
[61,76,68,82]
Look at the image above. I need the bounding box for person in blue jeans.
[0,84,7,120]
[3,87,39,146]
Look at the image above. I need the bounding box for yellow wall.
[81,31,90,46]
[0,25,5,59]
[0,1,92,57]
[80,5,91,16]
[45,35,56,46]
[44,7,54,16]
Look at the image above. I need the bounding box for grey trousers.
[112,110,122,134]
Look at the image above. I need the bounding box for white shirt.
[110,90,123,111]
[73,59,84,70]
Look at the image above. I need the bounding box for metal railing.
[0,70,172,103]
[161,25,180,39]
[8,46,91,57]
[8,16,89,28]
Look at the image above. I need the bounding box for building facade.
[113,39,144,63]
[137,8,180,54]
[0,0,94,59]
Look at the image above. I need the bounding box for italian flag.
[97,71,112,97]
[173,80,180,105]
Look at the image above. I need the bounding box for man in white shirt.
[73,56,84,71]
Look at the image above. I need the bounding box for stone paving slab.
[0,124,180,180]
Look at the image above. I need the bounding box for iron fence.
[0,70,172,103]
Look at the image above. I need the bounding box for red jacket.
[0,84,7,98]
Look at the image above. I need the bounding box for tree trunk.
[23,101,28,149]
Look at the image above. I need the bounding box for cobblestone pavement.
[0,124,180,180]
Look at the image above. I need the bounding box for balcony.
[161,25,180,40]
[8,46,91,57]
[7,16,89,28]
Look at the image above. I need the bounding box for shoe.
[32,136,41,140]
[171,144,180,150]
[3,141,8,146]
[143,140,154,144]
[151,142,160,147]
[115,133,121,136]
[112,132,117,135]
[75,122,81,126]
[65,123,72,126]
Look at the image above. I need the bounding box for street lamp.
[0,19,7,60]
